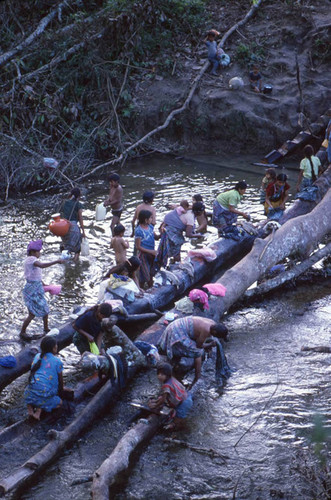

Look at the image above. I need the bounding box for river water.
[0,155,330,499]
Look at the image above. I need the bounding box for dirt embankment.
[134,0,330,155]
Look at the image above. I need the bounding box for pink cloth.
[202,283,227,296]
[175,206,186,215]
[188,248,217,262]
[189,289,209,310]
[43,284,62,295]
[24,256,42,281]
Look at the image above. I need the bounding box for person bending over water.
[20,240,64,339]
[72,303,113,355]
[104,256,141,290]
[158,316,228,387]
[265,173,290,218]
[61,187,86,262]
[25,337,64,420]
[212,181,250,234]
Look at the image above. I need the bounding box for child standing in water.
[20,240,64,340]
[149,362,193,430]
[111,224,129,265]
[131,191,156,237]
[259,168,276,204]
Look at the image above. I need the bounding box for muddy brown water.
[0,155,330,499]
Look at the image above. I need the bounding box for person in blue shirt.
[204,30,220,76]
[73,303,113,355]
[135,210,160,289]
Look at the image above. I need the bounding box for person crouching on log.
[24,337,64,420]
[158,316,228,388]
[72,303,113,355]
[149,362,193,431]
[212,181,250,235]
[20,240,65,340]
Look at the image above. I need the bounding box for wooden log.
[244,241,331,300]
[102,320,146,367]
[210,188,331,320]
[92,414,163,499]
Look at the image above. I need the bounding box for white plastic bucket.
[95,202,107,221]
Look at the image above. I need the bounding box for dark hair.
[113,224,125,236]
[138,209,152,225]
[193,194,203,202]
[234,181,247,191]
[157,362,172,379]
[109,173,120,182]
[276,173,287,182]
[210,323,229,341]
[303,145,317,182]
[29,336,57,383]
[143,191,154,203]
[98,303,112,317]
[192,201,205,214]
[106,256,141,279]
[266,168,277,180]
[71,187,81,199]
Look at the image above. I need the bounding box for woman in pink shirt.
[20,240,64,340]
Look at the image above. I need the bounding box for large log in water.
[92,414,162,500]
[210,188,331,320]
[0,326,145,496]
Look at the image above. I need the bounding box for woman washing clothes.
[265,173,290,219]
[72,303,113,355]
[61,187,86,262]
[212,181,250,234]
[156,202,204,268]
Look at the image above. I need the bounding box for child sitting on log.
[149,362,193,430]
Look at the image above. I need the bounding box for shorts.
[176,393,193,419]
[112,208,123,218]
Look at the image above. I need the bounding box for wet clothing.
[25,352,63,412]
[158,317,203,361]
[23,256,49,317]
[112,207,123,218]
[61,199,83,254]
[156,209,191,268]
[73,309,102,354]
[135,224,155,285]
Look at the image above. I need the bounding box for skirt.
[212,201,237,230]
[23,280,49,317]
[61,221,81,253]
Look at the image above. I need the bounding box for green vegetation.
[235,41,266,66]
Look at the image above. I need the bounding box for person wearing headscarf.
[61,187,86,261]
[20,240,64,339]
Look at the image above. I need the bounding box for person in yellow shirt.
[296,145,321,192]
[212,181,250,233]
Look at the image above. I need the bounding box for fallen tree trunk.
[210,188,331,320]
[0,328,145,497]
[92,414,163,500]
[244,241,331,300]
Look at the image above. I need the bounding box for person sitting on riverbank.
[104,173,124,236]
[212,181,250,234]
[204,29,220,76]
[259,168,277,204]
[135,210,160,289]
[20,240,65,340]
[131,191,156,237]
[60,187,86,262]
[296,145,321,192]
[111,224,129,265]
[265,173,290,220]
[249,65,263,93]
[24,337,64,420]
[156,202,204,268]
[158,316,228,387]
[72,303,113,355]
[149,362,193,430]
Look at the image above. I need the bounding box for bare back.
[192,316,216,347]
